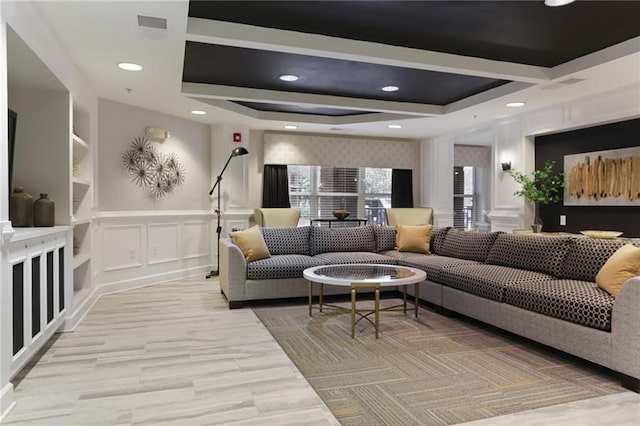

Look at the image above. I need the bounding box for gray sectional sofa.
[219,225,640,391]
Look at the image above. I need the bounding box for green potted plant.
[508,160,564,232]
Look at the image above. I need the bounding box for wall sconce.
[145,126,170,140]
[501,161,512,172]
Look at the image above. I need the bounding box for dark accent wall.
[535,118,640,237]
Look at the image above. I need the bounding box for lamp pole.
[206,147,249,279]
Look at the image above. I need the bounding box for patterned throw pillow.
[261,226,311,255]
[374,226,397,252]
[486,233,572,277]
[396,224,432,254]
[430,227,451,255]
[309,225,376,256]
[438,229,500,262]
[230,226,271,262]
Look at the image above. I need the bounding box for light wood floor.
[4,277,339,425]
[4,277,639,425]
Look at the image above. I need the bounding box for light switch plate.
[560,215,566,226]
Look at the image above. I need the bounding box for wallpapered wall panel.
[454,145,491,168]
[263,133,417,169]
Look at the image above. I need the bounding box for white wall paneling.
[95,211,213,286]
[182,221,209,260]
[148,223,179,265]
[101,224,144,272]
[420,136,454,227]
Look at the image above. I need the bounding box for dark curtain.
[391,169,413,207]
[262,164,291,208]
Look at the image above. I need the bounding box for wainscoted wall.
[535,118,640,236]
[93,211,213,288]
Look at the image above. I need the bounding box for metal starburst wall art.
[121,136,186,198]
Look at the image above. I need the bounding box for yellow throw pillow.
[596,243,640,297]
[231,226,271,262]
[396,224,433,254]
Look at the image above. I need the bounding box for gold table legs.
[308,281,420,338]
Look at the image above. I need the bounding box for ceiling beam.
[187,18,552,84]
[549,37,640,81]
[182,82,445,116]
[189,97,420,125]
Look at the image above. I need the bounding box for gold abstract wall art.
[564,146,640,206]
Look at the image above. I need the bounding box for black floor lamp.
[206,146,249,279]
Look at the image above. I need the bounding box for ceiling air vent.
[558,78,585,85]
[137,15,167,30]
[542,77,585,90]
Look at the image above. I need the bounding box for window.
[453,166,478,230]
[288,165,392,225]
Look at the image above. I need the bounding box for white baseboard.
[0,382,15,423]
[62,265,212,332]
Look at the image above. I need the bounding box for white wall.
[93,99,214,295]
[98,99,211,211]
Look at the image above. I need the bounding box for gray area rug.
[253,298,624,425]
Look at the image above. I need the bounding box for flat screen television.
[8,109,17,197]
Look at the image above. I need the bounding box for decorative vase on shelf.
[531,201,543,233]
[9,187,33,227]
[33,193,55,227]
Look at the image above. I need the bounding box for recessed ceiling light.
[284,125,298,130]
[506,102,526,108]
[190,110,207,115]
[118,62,143,71]
[544,0,575,7]
[388,124,402,129]
[381,85,399,92]
[279,74,299,82]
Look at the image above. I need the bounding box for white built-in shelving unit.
[5,26,74,381]
[70,106,94,307]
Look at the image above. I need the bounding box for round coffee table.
[303,264,426,338]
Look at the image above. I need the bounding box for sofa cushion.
[396,224,433,254]
[247,254,325,280]
[485,234,572,277]
[438,229,500,262]
[261,226,310,255]
[399,255,480,282]
[314,252,397,265]
[596,243,640,297]
[430,226,451,255]
[310,225,376,255]
[503,279,614,331]
[374,226,397,252]
[438,264,555,302]
[561,237,628,282]
[230,226,271,262]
